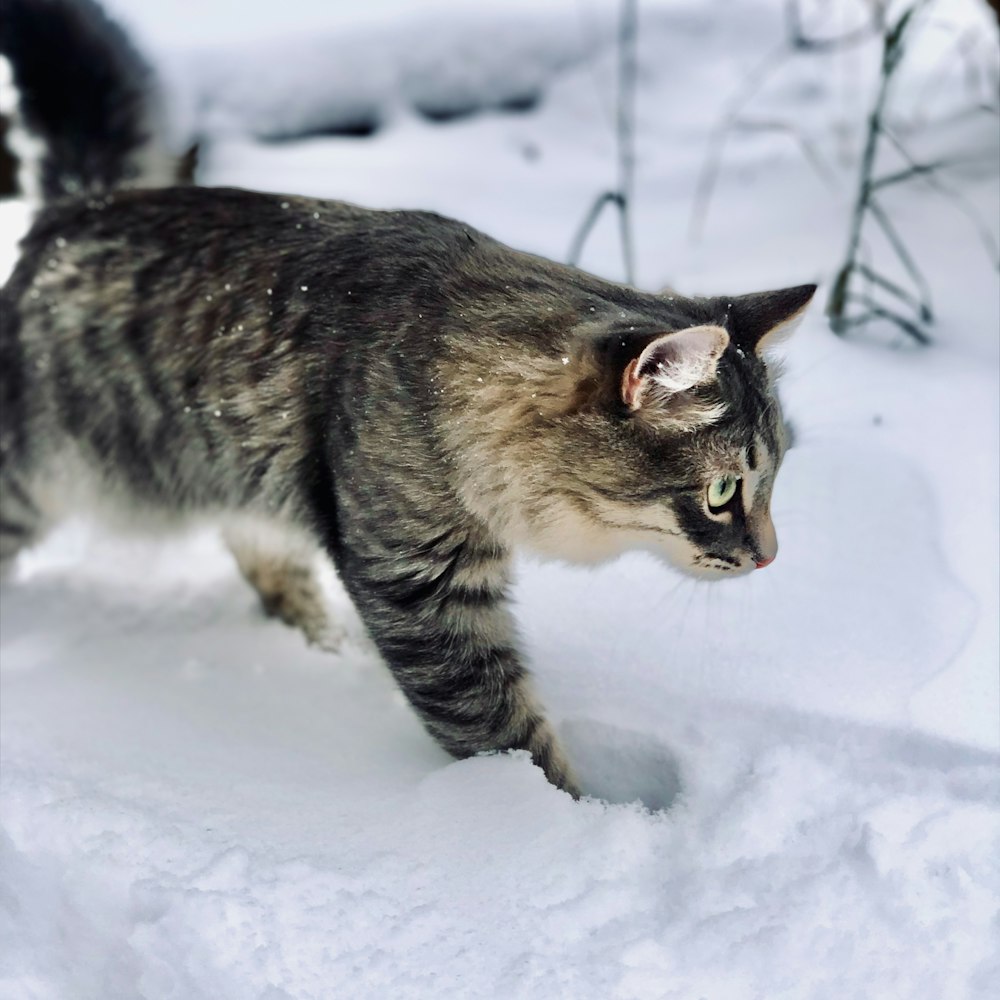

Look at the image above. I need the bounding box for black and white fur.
[0,0,174,199]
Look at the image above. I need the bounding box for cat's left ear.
[722,283,817,355]
[621,325,729,411]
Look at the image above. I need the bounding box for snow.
[2,1,999,998]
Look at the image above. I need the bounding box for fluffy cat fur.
[0,0,815,796]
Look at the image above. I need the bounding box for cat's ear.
[723,283,817,355]
[622,325,729,411]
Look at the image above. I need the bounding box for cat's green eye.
[707,475,740,512]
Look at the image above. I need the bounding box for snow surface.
[2,1,999,998]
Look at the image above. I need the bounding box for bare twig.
[879,126,1000,269]
[869,155,989,190]
[855,261,927,317]
[567,191,625,268]
[866,197,934,319]
[616,0,638,284]
[827,1,938,340]
[568,0,638,284]
[911,22,992,113]
[687,45,791,242]
[728,118,839,189]
[689,0,884,241]
[845,293,932,343]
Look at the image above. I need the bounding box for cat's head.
[458,283,815,579]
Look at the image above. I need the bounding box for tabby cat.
[0,0,815,796]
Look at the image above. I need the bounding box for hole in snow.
[560,718,682,813]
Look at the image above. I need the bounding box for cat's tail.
[0,0,181,202]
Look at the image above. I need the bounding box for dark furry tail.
[0,0,177,200]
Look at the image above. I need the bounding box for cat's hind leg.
[223,518,344,651]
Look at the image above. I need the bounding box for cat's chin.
[681,560,755,580]
[642,539,756,580]
[519,528,757,580]
[518,531,751,579]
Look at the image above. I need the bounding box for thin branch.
[616,0,638,285]
[690,116,838,245]
[690,0,885,242]
[567,0,638,284]
[728,117,838,190]
[568,191,624,268]
[688,46,790,242]
[880,127,1000,270]
[845,292,932,343]
[827,0,936,338]
[910,20,998,113]
[826,45,896,325]
[855,261,927,317]
[832,310,880,330]
[866,196,934,320]
[869,155,988,190]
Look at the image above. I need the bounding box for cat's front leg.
[338,528,579,796]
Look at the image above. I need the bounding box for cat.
[0,0,815,797]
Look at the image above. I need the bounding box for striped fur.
[0,0,816,795]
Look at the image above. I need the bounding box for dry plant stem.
[865,197,933,320]
[728,118,837,189]
[855,261,927,318]
[615,0,638,286]
[568,192,624,268]
[836,305,931,344]
[879,126,1000,269]
[827,3,934,341]
[871,157,969,190]
[688,0,883,242]
[568,0,638,285]
[913,22,992,110]
[845,295,932,344]
[687,46,790,243]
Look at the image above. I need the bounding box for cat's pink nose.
[755,555,775,569]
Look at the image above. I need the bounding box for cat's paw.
[302,617,348,654]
